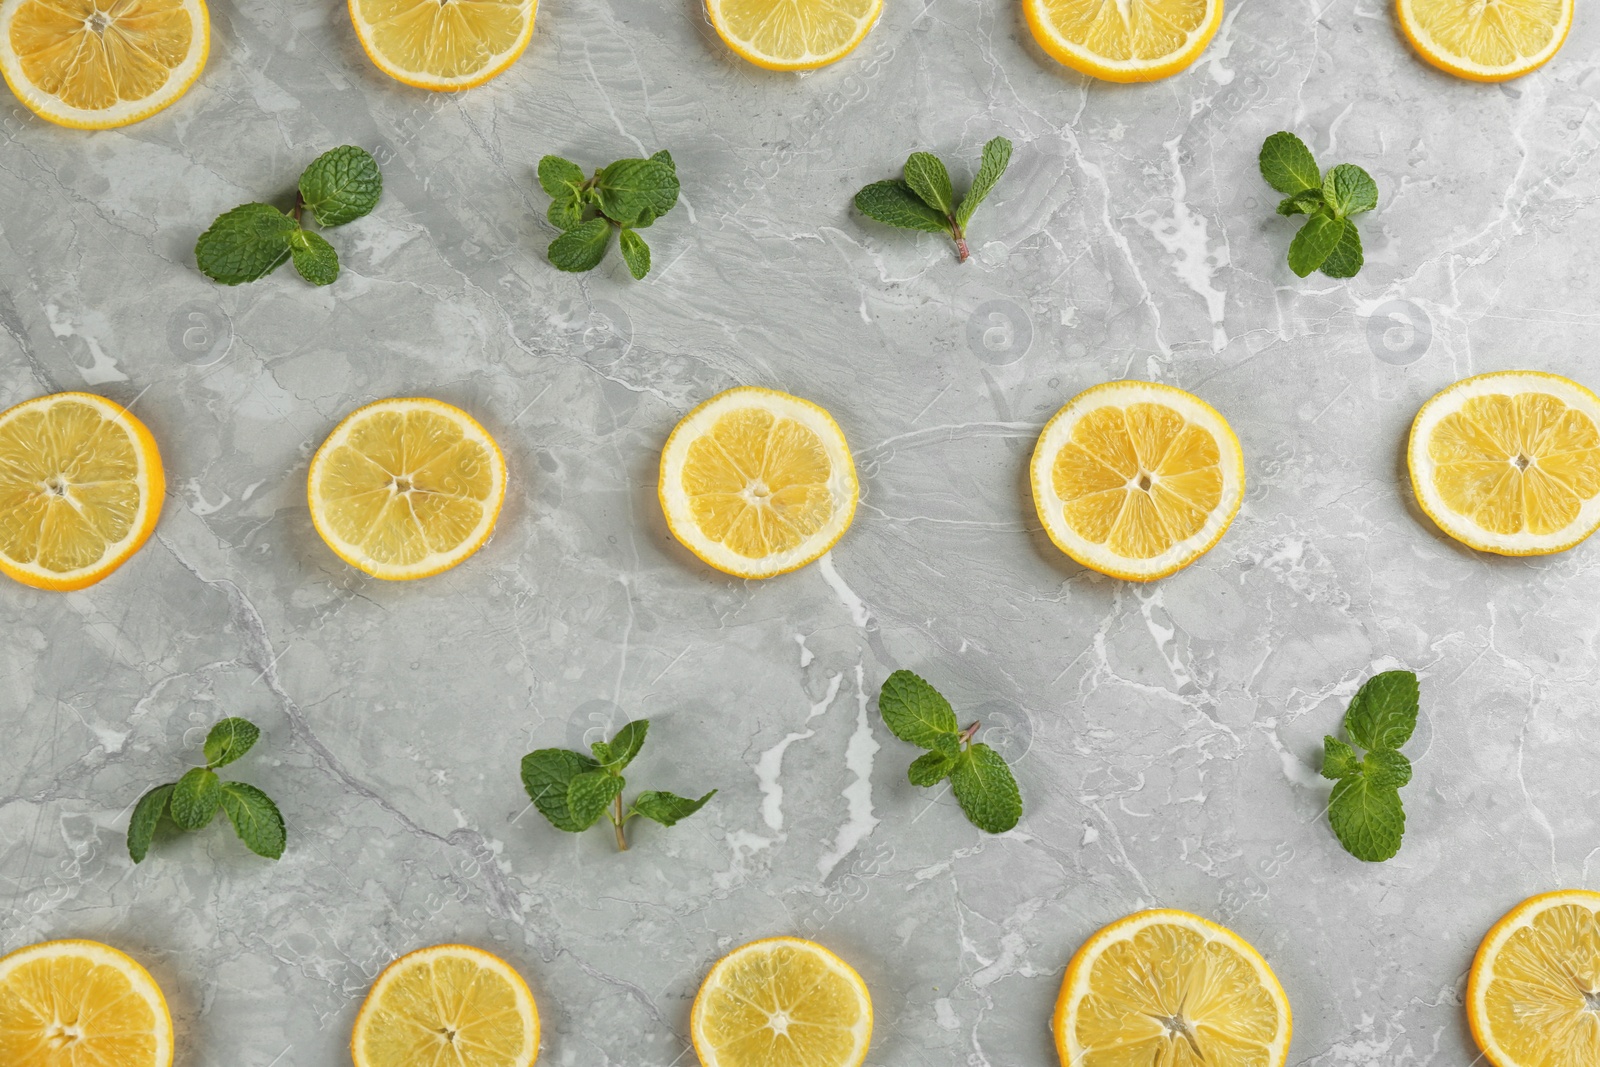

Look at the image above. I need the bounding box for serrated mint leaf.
[589,741,613,765]
[1318,220,1364,279]
[521,748,601,832]
[1345,670,1419,752]
[594,158,679,228]
[630,789,715,827]
[548,218,611,273]
[955,136,1012,230]
[298,146,382,228]
[618,229,651,279]
[907,750,955,787]
[220,781,285,859]
[548,194,587,232]
[903,152,955,216]
[649,148,675,172]
[1277,191,1324,216]
[289,230,339,286]
[127,783,173,863]
[605,720,648,770]
[1323,163,1378,218]
[195,203,295,285]
[1364,749,1413,789]
[1328,775,1405,862]
[948,744,1021,834]
[1259,131,1322,195]
[567,770,624,831]
[1321,736,1360,780]
[204,718,260,769]
[169,767,222,831]
[854,179,950,235]
[537,155,585,198]
[1288,213,1345,277]
[878,670,960,750]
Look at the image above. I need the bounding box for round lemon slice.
[352,944,539,1067]
[0,0,208,129]
[1030,381,1244,581]
[1408,371,1600,556]
[658,387,857,580]
[1024,0,1223,83]
[349,0,537,91]
[1467,890,1600,1067]
[0,939,174,1067]
[0,392,164,591]
[1053,910,1291,1067]
[704,0,882,71]
[691,936,873,1067]
[1397,0,1572,82]
[307,397,507,580]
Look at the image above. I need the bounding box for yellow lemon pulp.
[1397,0,1572,82]
[1054,911,1291,1067]
[348,0,536,91]
[352,945,538,1067]
[1467,890,1600,1067]
[307,398,506,580]
[1024,0,1222,83]
[691,937,873,1067]
[0,940,173,1067]
[703,0,882,71]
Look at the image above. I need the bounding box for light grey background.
[2,0,1598,1064]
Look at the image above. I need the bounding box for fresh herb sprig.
[1259,131,1377,279]
[195,146,382,287]
[855,137,1013,263]
[1321,670,1419,862]
[878,670,1022,833]
[520,719,713,850]
[128,717,285,862]
[537,151,680,279]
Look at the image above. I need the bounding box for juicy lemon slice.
[0,0,207,129]
[0,939,174,1067]
[348,0,537,91]
[1397,0,1572,82]
[1030,381,1244,581]
[658,387,857,579]
[1467,890,1600,1067]
[691,936,873,1067]
[704,0,882,71]
[307,397,507,580]
[1053,910,1292,1067]
[0,392,164,591]
[1024,0,1223,83]
[1407,371,1600,556]
[352,944,539,1067]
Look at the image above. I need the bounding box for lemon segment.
[352,944,539,1067]
[307,397,507,581]
[704,0,882,71]
[1024,0,1223,83]
[348,0,537,91]
[0,0,207,129]
[691,936,873,1067]
[1053,910,1291,1067]
[1397,0,1572,82]
[0,939,174,1067]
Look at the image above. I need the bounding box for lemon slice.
[704,0,882,71]
[1397,0,1572,82]
[1467,890,1600,1067]
[349,0,537,91]
[307,397,507,580]
[0,392,164,591]
[0,939,174,1067]
[691,936,873,1067]
[352,944,539,1067]
[1030,381,1244,581]
[1024,0,1223,83]
[1053,910,1291,1067]
[1408,371,1600,556]
[0,0,207,129]
[658,387,857,579]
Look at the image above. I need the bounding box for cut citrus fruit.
[1408,371,1600,556]
[0,0,207,129]
[0,939,174,1067]
[1030,380,1244,581]
[691,936,872,1067]
[658,387,857,580]
[1024,0,1223,83]
[1467,890,1600,1067]
[352,944,539,1067]
[704,0,881,71]
[1053,909,1291,1067]
[307,397,507,580]
[0,392,164,591]
[1397,0,1572,82]
[348,0,537,91]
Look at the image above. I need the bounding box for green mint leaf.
[649,148,675,173]
[521,748,601,832]
[1277,191,1324,216]
[220,781,285,859]
[902,152,955,216]
[604,720,648,770]
[907,750,956,787]
[127,783,174,863]
[537,155,585,198]
[1328,775,1405,861]
[878,670,960,750]
[289,230,340,286]
[1364,749,1413,789]
[1344,670,1419,752]
[618,228,651,280]
[195,203,295,285]
[1317,220,1364,278]
[169,767,222,831]
[1321,736,1360,780]
[589,741,614,765]
[1323,163,1378,219]
[955,136,1012,229]
[1259,131,1322,195]
[593,158,679,228]
[1288,213,1345,277]
[630,789,715,827]
[548,194,587,232]
[567,770,624,831]
[298,145,382,227]
[948,743,1022,834]
[854,180,951,235]
[548,218,611,273]
[204,718,260,769]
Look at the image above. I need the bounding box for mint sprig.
[1259,132,1377,279]
[520,719,713,850]
[1321,670,1419,862]
[128,717,285,862]
[878,670,1022,833]
[855,137,1012,263]
[196,146,382,287]
[537,151,679,279]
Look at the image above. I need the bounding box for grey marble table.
[3,0,1599,1064]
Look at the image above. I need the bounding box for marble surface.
[4,1,1600,1064]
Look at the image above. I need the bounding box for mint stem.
[958,721,980,746]
[612,793,628,851]
[950,218,969,263]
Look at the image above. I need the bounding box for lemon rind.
[347,0,538,92]
[0,938,174,1067]
[1023,0,1223,83]
[1396,0,1573,83]
[351,943,539,1067]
